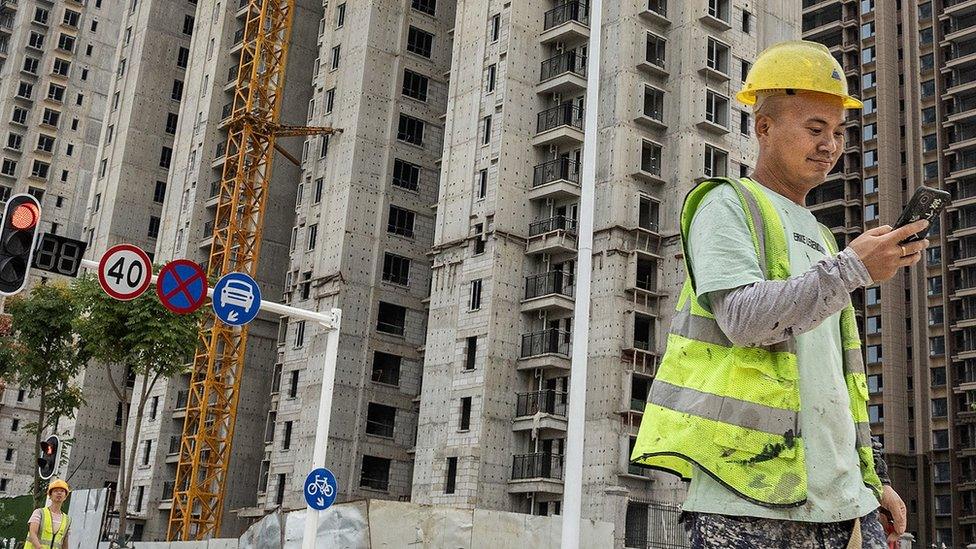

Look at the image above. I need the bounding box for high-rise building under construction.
[0,0,122,500]
[410,1,798,546]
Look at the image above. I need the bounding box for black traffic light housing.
[37,435,60,480]
[0,194,41,296]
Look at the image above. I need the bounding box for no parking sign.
[156,260,208,314]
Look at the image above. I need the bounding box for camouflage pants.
[684,510,888,549]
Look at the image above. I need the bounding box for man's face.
[756,92,847,191]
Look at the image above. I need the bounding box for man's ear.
[754,112,771,140]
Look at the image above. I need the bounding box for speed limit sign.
[98,244,152,301]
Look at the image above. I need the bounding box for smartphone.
[892,185,951,243]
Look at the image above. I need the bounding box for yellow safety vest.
[24,507,69,549]
[630,177,883,507]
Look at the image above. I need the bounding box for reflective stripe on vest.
[649,379,798,436]
[631,177,884,506]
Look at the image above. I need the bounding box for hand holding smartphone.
[892,185,951,244]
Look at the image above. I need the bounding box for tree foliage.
[73,273,202,546]
[0,283,87,506]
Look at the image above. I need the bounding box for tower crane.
[167,0,338,539]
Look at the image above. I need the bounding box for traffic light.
[37,435,60,480]
[0,194,41,296]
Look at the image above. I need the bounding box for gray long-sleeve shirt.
[707,246,891,485]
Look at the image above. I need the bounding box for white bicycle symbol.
[307,474,334,498]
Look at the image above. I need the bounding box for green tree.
[0,283,87,508]
[74,273,201,547]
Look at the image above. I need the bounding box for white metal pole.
[302,310,342,549]
[80,257,341,547]
[561,0,602,547]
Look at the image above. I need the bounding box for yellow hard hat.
[737,40,862,109]
[47,479,70,494]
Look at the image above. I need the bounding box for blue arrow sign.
[304,467,337,511]
[212,272,261,326]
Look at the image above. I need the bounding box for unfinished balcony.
[158,480,175,510]
[512,390,568,435]
[946,37,976,72]
[639,0,670,26]
[526,215,578,256]
[522,271,575,314]
[947,91,976,124]
[532,103,584,147]
[950,150,976,182]
[801,2,843,35]
[530,158,581,202]
[948,0,976,15]
[518,328,571,372]
[949,69,976,100]
[620,373,652,440]
[508,452,564,494]
[946,12,976,43]
[537,50,587,95]
[626,256,664,315]
[540,1,589,45]
[172,389,189,418]
[165,435,180,464]
[951,179,976,210]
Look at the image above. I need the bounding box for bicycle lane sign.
[303,467,337,511]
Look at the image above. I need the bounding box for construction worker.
[631,40,918,548]
[25,478,71,549]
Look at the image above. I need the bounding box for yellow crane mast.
[167,0,337,540]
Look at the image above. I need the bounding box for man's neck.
[751,164,807,206]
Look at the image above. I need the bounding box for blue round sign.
[304,467,337,511]
[212,272,262,326]
[156,260,208,314]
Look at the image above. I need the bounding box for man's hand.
[879,484,907,542]
[847,219,930,283]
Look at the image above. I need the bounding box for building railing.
[365,420,394,438]
[515,390,568,417]
[624,499,690,549]
[808,184,845,204]
[947,13,976,36]
[957,180,976,200]
[537,103,584,134]
[543,1,588,31]
[525,271,574,300]
[529,215,577,237]
[511,452,563,480]
[540,49,587,82]
[359,476,388,491]
[520,329,571,358]
[533,158,581,187]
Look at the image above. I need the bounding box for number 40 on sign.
[98,244,153,301]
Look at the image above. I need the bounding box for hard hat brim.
[737,89,863,110]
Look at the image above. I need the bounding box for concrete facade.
[257,0,454,513]
[0,0,122,499]
[411,1,798,547]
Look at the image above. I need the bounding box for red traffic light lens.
[10,203,39,230]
